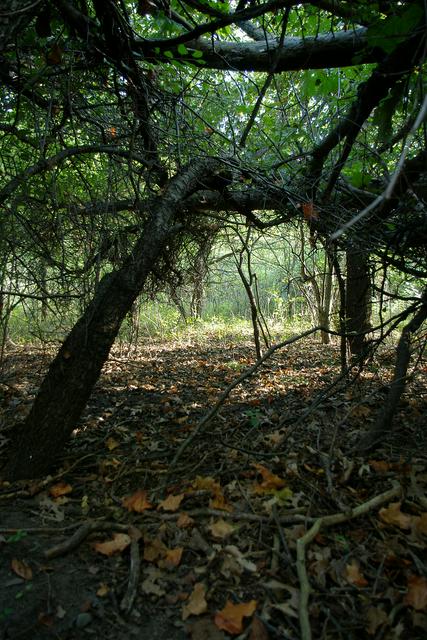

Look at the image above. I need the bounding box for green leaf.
[164,50,174,59]
[372,82,405,142]
[367,4,423,54]
[170,59,184,69]
[344,160,366,188]
[191,50,204,59]
[275,487,293,503]
[177,43,188,56]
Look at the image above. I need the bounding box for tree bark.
[346,247,371,356]
[3,158,218,480]
[356,290,427,452]
[145,28,384,72]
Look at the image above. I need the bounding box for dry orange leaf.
[369,460,391,474]
[404,575,427,611]
[11,558,32,580]
[158,493,184,512]
[163,547,183,569]
[209,490,232,512]
[379,501,412,530]
[302,201,319,222]
[345,559,368,587]
[96,582,110,597]
[177,512,194,528]
[93,533,131,556]
[214,599,257,635]
[253,463,285,493]
[122,489,153,512]
[49,482,73,498]
[208,518,235,540]
[182,583,208,620]
[143,537,167,563]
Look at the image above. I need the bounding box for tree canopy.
[1,0,426,478]
[1,1,426,283]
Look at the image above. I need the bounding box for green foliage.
[0,0,424,354]
[372,82,406,142]
[367,3,423,54]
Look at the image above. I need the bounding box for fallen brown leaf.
[404,575,427,611]
[182,582,208,620]
[143,536,167,563]
[11,558,32,580]
[379,501,412,530]
[366,606,388,635]
[345,559,368,587]
[158,493,184,512]
[209,490,232,512]
[49,482,73,498]
[177,512,195,528]
[208,519,235,540]
[253,463,285,493]
[369,460,391,474]
[105,436,120,451]
[122,489,153,512]
[96,583,110,597]
[249,616,269,639]
[214,599,257,635]
[93,533,131,556]
[163,547,183,569]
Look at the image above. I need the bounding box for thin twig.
[120,526,142,613]
[296,483,402,640]
[148,507,312,525]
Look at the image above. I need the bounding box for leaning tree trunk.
[356,290,427,452]
[346,247,371,356]
[3,159,217,480]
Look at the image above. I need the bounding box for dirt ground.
[1,336,426,639]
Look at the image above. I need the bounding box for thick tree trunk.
[346,247,371,356]
[330,252,347,375]
[356,290,427,452]
[3,159,217,480]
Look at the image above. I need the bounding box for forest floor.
[0,331,427,640]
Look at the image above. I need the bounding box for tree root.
[44,520,142,615]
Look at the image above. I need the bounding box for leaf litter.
[0,335,426,639]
